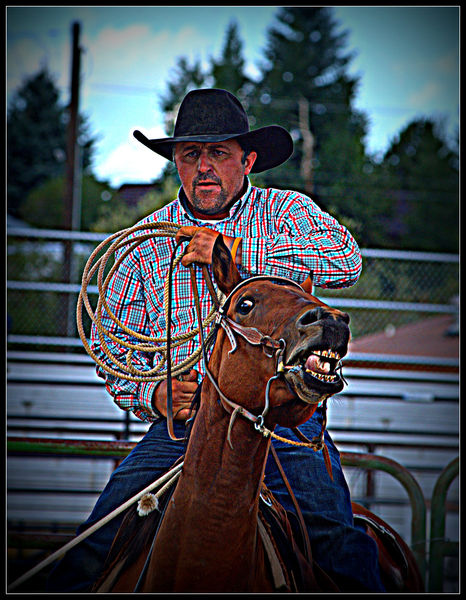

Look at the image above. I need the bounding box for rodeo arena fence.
[7,226,459,592]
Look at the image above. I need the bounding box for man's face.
[174,139,257,217]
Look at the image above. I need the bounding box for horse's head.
[209,236,351,429]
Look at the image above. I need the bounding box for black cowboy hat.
[133,88,293,173]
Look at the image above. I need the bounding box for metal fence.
[7,226,459,592]
[7,227,459,365]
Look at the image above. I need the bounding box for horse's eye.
[236,297,255,315]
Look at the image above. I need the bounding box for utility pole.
[63,21,82,339]
[64,21,82,231]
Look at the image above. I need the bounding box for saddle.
[258,483,339,592]
[351,502,424,592]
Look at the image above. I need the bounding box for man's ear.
[211,235,243,296]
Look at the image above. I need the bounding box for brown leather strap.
[165,239,186,441]
[201,264,221,309]
[222,317,284,352]
[291,427,314,444]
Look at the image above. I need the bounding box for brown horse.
[93,236,423,593]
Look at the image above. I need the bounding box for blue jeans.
[47,410,384,592]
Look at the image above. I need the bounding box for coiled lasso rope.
[76,221,219,383]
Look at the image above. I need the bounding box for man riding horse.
[47,88,385,592]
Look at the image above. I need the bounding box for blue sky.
[7,6,459,188]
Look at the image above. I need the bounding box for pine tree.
[7,67,96,218]
[245,7,379,242]
[160,56,208,135]
[157,57,208,182]
[210,20,252,96]
[376,119,459,252]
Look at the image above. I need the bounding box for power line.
[82,82,448,118]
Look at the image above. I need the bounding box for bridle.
[202,275,298,448]
[165,241,292,440]
[165,240,331,468]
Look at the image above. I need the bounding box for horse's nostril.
[297,307,324,328]
[298,307,350,328]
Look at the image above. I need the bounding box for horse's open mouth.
[282,347,345,404]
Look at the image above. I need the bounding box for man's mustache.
[193,173,222,186]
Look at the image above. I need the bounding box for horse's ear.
[211,235,243,296]
[301,274,313,293]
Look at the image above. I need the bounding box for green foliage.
[210,20,253,94]
[8,69,65,217]
[90,177,179,233]
[159,19,255,135]
[154,6,458,253]
[247,7,381,243]
[160,57,208,135]
[8,242,63,282]
[19,174,114,230]
[8,9,458,255]
[7,67,97,219]
[373,119,459,252]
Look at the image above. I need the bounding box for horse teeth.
[305,369,338,383]
[313,349,341,361]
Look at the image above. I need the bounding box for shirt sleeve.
[240,190,362,289]
[90,244,161,422]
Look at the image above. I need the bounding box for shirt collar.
[177,178,252,223]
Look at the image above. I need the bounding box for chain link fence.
[7,227,459,366]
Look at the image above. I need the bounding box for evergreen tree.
[7,67,96,218]
[157,23,252,185]
[244,7,383,243]
[210,20,252,96]
[157,57,208,183]
[160,56,208,135]
[376,118,459,252]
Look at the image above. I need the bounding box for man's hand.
[176,226,237,267]
[153,369,199,421]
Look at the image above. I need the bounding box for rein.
[183,260,332,474]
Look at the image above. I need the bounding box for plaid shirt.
[90,180,362,421]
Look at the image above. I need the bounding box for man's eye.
[236,297,255,315]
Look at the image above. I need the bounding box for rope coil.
[76,221,219,383]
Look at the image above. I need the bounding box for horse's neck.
[184,384,270,511]
[144,378,271,592]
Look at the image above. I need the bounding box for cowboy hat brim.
[133,125,293,173]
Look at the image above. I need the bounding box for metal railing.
[6,438,429,587]
[7,354,458,591]
[340,451,427,582]
[428,456,459,592]
[7,227,459,356]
